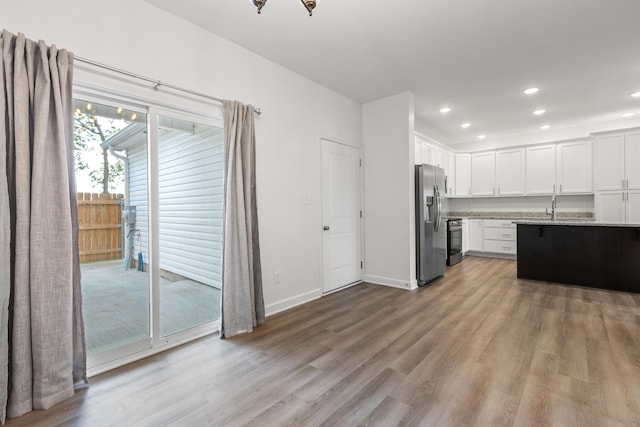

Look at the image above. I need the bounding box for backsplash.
[445,211,594,220]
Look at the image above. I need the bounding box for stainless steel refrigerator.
[415,164,447,285]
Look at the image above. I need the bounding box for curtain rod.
[74,56,262,116]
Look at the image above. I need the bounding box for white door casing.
[321,139,361,293]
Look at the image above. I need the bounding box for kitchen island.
[515,220,640,293]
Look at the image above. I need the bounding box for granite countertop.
[513,220,640,227]
[445,211,594,221]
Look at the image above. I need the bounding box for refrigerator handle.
[434,184,442,232]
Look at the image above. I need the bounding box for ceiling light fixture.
[478,134,486,139]
[632,92,640,98]
[439,107,452,113]
[622,112,635,118]
[540,124,551,130]
[533,109,546,115]
[524,87,539,95]
[461,122,471,128]
[253,0,317,16]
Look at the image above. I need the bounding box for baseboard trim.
[265,288,322,317]
[465,252,517,260]
[363,274,413,290]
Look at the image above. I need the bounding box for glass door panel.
[157,115,222,337]
[74,99,150,356]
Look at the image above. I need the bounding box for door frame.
[320,137,364,295]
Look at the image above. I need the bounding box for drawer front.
[483,227,517,241]
[483,219,516,228]
[483,239,517,254]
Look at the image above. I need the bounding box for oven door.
[447,222,463,266]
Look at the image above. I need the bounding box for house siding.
[158,124,224,289]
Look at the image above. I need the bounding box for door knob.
[323,226,330,230]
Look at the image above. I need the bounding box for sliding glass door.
[75,96,222,372]
[74,99,151,360]
[157,114,223,337]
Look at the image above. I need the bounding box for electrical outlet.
[274,271,281,285]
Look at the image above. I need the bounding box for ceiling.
[146,0,640,147]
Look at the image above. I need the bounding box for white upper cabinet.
[430,145,444,169]
[624,131,640,189]
[594,131,640,191]
[454,153,471,196]
[556,140,592,194]
[594,133,625,191]
[526,144,556,195]
[414,134,431,166]
[471,152,496,196]
[496,148,525,196]
[446,151,455,195]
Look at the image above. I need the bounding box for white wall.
[2,0,362,315]
[362,92,417,290]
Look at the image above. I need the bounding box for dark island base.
[517,224,640,294]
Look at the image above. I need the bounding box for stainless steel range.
[446,218,463,266]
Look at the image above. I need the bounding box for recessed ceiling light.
[631,92,640,98]
[524,87,539,95]
[540,124,551,130]
[439,107,452,113]
[622,112,635,118]
[533,109,546,115]
[461,122,471,128]
[477,134,486,139]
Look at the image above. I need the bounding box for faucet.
[546,195,557,221]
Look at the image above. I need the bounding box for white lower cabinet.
[462,218,469,253]
[482,219,517,255]
[464,219,517,258]
[467,219,483,251]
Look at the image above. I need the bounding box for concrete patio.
[81,260,220,355]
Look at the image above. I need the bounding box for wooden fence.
[77,193,123,263]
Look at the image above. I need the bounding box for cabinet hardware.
[493,187,495,195]
[553,184,556,193]
[502,233,511,237]
[538,226,544,237]
[559,184,562,193]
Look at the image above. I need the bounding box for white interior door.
[321,139,361,293]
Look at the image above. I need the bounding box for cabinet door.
[596,191,625,222]
[557,140,593,194]
[462,218,469,253]
[446,152,455,195]
[626,190,640,223]
[431,145,443,168]
[454,154,471,196]
[526,144,556,194]
[421,142,431,166]
[594,134,624,191]
[496,148,525,196]
[414,141,422,165]
[471,152,496,196]
[625,131,640,189]
[467,219,483,251]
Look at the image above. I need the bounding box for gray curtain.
[0,30,86,422]
[220,100,265,338]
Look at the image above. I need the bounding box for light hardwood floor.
[6,257,640,426]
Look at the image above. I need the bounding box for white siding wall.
[127,142,149,268]
[158,125,224,288]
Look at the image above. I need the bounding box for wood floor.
[7,256,640,426]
